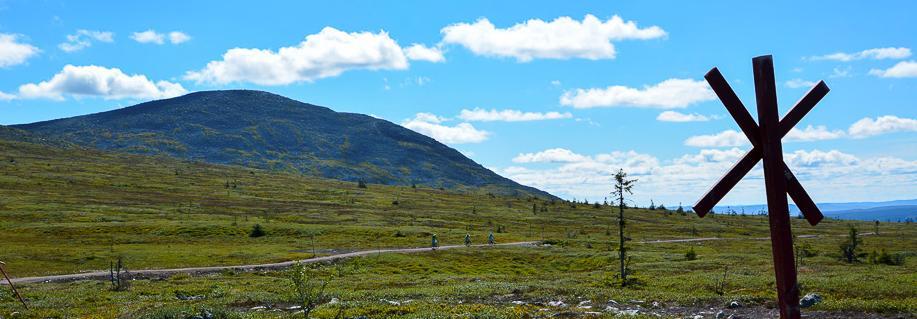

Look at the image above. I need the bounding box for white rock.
[617,309,640,316]
[548,300,567,307]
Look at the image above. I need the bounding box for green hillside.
[11,90,551,198]
[0,138,914,318]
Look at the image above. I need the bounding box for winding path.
[5,231,876,285]
[5,242,537,285]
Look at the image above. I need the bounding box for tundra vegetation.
[0,139,914,318]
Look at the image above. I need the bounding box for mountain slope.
[13,90,552,198]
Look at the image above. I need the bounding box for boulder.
[800,293,823,308]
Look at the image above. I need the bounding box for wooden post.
[753,55,801,319]
[0,261,28,309]
[692,55,831,319]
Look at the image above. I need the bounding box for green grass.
[0,139,915,318]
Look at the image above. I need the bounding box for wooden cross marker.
[693,55,829,319]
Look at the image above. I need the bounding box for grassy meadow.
[0,139,914,318]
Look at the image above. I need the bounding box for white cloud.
[458,108,572,122]
[185,27,409,85]
[684,130,748,148]
[15,64,186,100]
[869,61,917,78]
[848,115,917,138]
[674,148,746,165]
[440,14,665,62]
[0,34,39,67]
[500,147,917,206]
[560,78,714,109]
[809,47,911,62]
[58,29,114,53]
[785,125,845,142]
[404,44,444,62]
[786,149,858,167]
[785,78,817,89]
[412,112,447,124]
[831,66,852,78]
[168,31,191,44]
[682,117,914,147]
[0,91,15,101]
[401,113,489,144]
[131,30,191,45]
[513,148,589,163]
[656,110,713,122]
[131,30,165,44]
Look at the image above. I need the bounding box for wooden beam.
[753,55,801,319]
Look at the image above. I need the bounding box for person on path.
[488,232,495,246]
[431,233,439,250]
[464,233,472,247]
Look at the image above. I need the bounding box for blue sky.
[1,0,915,206]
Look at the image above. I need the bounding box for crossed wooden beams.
[692,55,830,319]
[693,59,829,226]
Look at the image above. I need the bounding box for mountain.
[713,199,917,221]
[11,90,553,198]
[823,205,917,222]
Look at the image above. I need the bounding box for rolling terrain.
[0,137,914,318]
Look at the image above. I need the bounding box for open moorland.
[0,139,914,318]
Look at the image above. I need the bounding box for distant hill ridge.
[713,199,917,221]
[11,90,553,198]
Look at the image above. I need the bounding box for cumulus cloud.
[185,27,409,85]
[458,108,572,122]
[786,149,858,167]
[131,30,165,44]
[131,30,191,45]
[0,91,15,101]
[0,34,39,67]
[500,147,917,206]
[869,61,917,78]
[404,44,445,62]
[15,65,186,100]
[785,78,817,89]
[656,110,713,122]
[785,125,846,142]
[401,113,489,144]
[560,78,714,109]
[674,148,746,165]
[168,31,191,44]
[684,130,748,148]
[58,29,114,53]
[683,116,914,147]
[808,47,911,62]
[440,14,666,62]
[848,115,917,138]
[513,148,590,163]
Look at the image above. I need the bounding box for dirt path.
[6,231,877,285]
[5,241,537,285]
